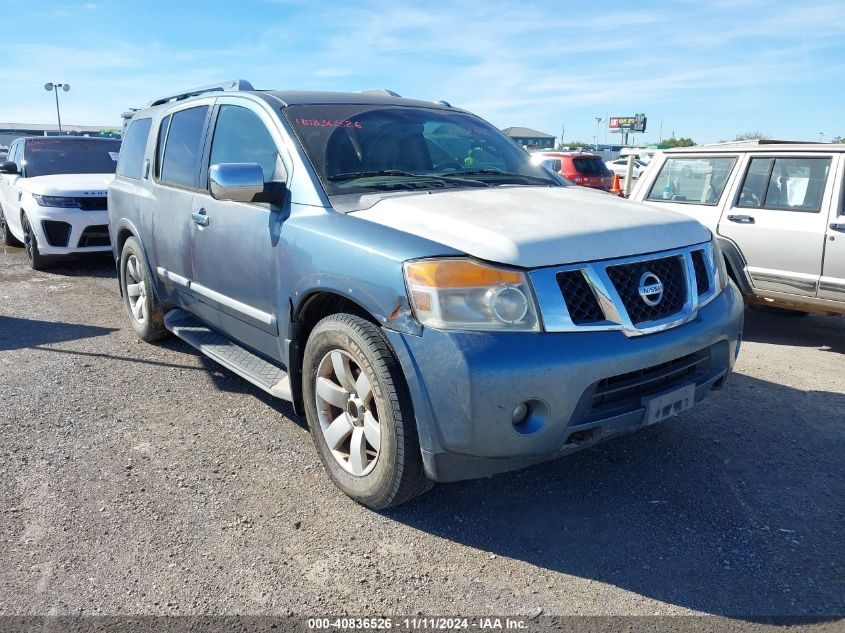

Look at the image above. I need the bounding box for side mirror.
[209,163,284,204]
[0,161,18,175]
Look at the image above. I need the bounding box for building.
[0,123,121,148]
[501,126,556,149]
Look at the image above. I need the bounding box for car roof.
[536,151,601,159]
[134,88,466,118]
[19,136,119,143]
[664,142,845,154]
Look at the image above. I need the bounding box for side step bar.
[164,309,292,401]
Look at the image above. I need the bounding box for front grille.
[557,270,604,324]
[75,197,108,211]
[77,225,110,247]
[691,249,710,295]
[606,255,686,325]
[41,220,71,247]
[590,348,711,415]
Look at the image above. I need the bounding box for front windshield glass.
[23,138,121,177]
[283,104,563,196]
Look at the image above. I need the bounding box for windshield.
[23,138,121,177]
[284,104,562,195]
[572,157,612,176]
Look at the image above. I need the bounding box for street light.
[44,82,70,134]
[818,132,825,142]
[595,117,604,149]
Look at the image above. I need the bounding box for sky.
[2,0,844,145]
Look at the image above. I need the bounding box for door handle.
[727,214,755,224]
[830,223,845,232]
[191,209,209,226]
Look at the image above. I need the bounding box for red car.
[532,151,614,190]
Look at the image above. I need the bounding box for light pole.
[595,117,604,149]
[818,132,825,142]
[44,82,70,134]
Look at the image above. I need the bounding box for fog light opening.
[512,402,530,425]
[511,399,549,436]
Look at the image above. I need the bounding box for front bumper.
[386,282,744,482]
[26,206,111,255]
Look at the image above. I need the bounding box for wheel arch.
[287,287,417,416]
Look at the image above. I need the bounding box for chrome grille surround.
[530,241,722,337]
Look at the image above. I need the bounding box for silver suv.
[631,142,845,316]
[109,80,743,508]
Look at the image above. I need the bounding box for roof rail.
[147,79,254,107]
[361,88,402,97]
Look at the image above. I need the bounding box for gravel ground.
[0,246,843,625]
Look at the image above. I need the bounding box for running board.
[164,309,292,401]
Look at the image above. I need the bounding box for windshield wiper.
[328,170,420,181]
[328,170,489,187]
[447,168,555,185]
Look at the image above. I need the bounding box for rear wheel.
[21,213,52,270]
[0,206,22,247]
[302,313,431,509]
[120,237,168,342]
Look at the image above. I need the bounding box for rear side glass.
[116,118,152,180]
[646,157,737,205]
[160,106,208,188]
[738,156,830,213]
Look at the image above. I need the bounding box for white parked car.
[0,136,121,269]
[629,142,845,316]
[605,158,648,179]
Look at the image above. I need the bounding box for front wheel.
[120,237,169,342]
[21,213,52,270]
[302,313,431,509]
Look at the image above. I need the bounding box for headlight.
[404,258,540,331]
[32,194,80,208]
[710,235,728,292]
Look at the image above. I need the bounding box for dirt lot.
[0,246,843,624]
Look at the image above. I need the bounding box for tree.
[733,131,770,141]
[831,135,843,143]
[558,141,590,149]
[660,137,695,148]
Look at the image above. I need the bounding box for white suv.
[0,136,121,269]
[630,142,845,316]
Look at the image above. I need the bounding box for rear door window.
[160,106,209,189]
[737,156,831,212]
[646,156,737,205]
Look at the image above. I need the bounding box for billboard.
[609,114,647,133]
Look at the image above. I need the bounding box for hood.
[351,186,711,268]
[18,173,114,197]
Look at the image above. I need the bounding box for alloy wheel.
[125,255,148,325]
[22,216,34,262]
[315,349,381,476]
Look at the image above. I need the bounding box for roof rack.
[147,79,255,107]
[361,88,402,97]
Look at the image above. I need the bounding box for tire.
[21,213,52,270]
[0,205,22,247]
[302,313,431,509]
[120,237,169,342]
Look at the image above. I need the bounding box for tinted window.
[155,114,171,179]
[209,106,283,184]
[647,156,737,205]
[116,118,152,180]
[23,138,121,177]
[737,157,830,213]
[160,106,208,188]
[572,158,611,176]
[283,104,559,196]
